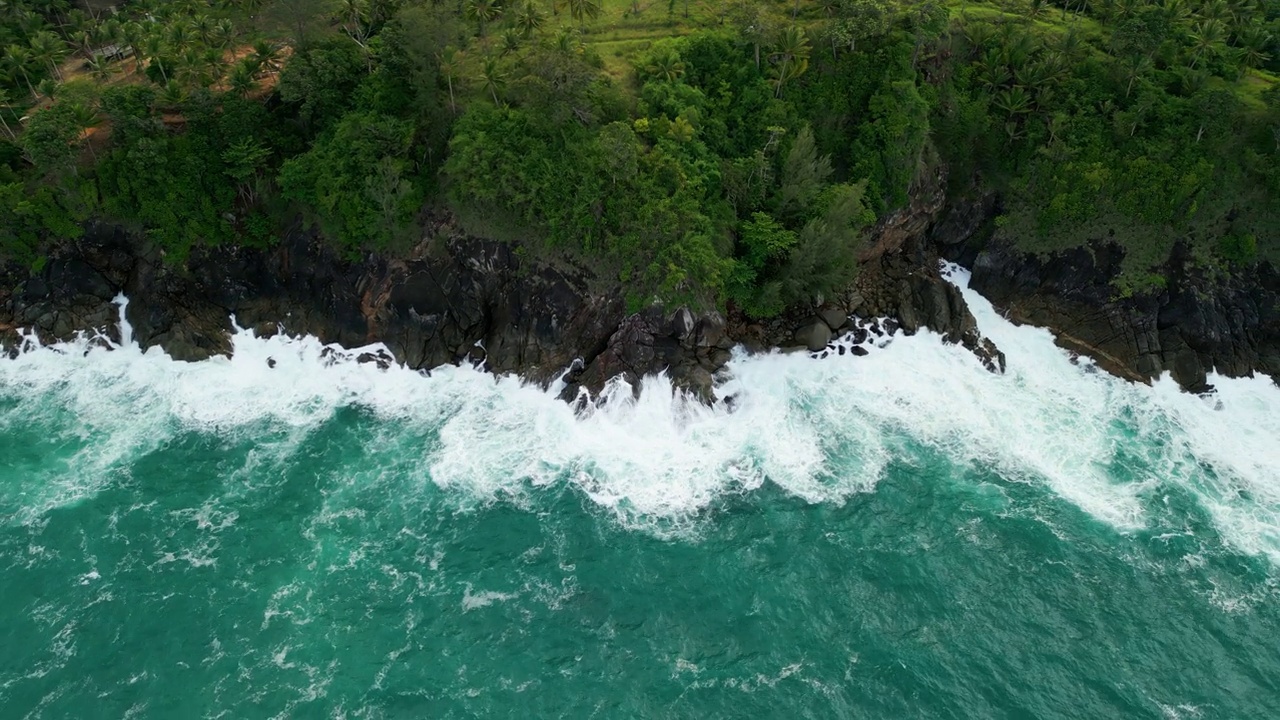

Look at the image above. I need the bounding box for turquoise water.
[2,271,1280,718]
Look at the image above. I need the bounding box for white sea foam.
[2,273,1279,562]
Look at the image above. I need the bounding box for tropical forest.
[2,0,1278,313]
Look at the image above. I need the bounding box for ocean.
[1,267,1278,718]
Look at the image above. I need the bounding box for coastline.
[2,188,1276,400]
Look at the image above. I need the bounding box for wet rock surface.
[0,218,744,403]
[948,221,1280,392]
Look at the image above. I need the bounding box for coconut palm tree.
[1198,0,1231,24]
[86,54,115,81]
[3,44,38,98]
[479,56,506,104]
[202,46,226,84]
[1188,19,1227,68]
[769,26,810,98]
[69,28,94,59]
[1120,54,1152,96]
[14,8,43,37]
[567,0,601,30]
[37,76,58,100]
[465,0,502,37]
[191,14,215,46]
[143,33,168,82]
[62,8,92,44]
[643,47,685,82]
[68,101,100,160]
[178,45,203,86]
[438,46,462,112]
[167,21,191,53]
[1237,25,1273,70]
[98,18,125,48]
[500,27,522,56]
[122,21,146,72]
[818,0,840,59]
[213,19,235,49]
[159,80,186,110]
[250,40,281,76]
[0,88,16,140]
[229,59,257,96]
[994,85,1032,118]
[1174,66,1207,94]
[553,26,583,55]
[1160,0,1193,24]
[339,0,364,28]
[28,31,67,81]
[1111,0,1141,20]
[514,0,544,38]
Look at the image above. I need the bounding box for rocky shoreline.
[2,174,1276,401]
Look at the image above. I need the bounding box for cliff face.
[0,169,1007,402]
[932,194,1280,391]
[726,164,1006,374]
[5,171,1272,399]
[0,217,734,402]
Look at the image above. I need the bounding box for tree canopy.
[1,0,1278,310]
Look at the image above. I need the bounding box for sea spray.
[3,265,1280,550]
[3,267,1280,718]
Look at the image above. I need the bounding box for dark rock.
[669,308,695,343]
[694,313,728,349]
[561,306,734,404]
[818,306,848,331]
[357,350,395,370]
[1172,349,1208,393]
[0,217,644,399]
[794,321,832,352]
[964,230,1279,390]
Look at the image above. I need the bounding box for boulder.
[845,292,865,314]
[818,306,848,331]
[669,307,695,342]
[794,320,832,352]
[1171,349,1208,393]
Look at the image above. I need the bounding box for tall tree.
[729,0,780,69]
[1188,19,1227,68]
[479,56,505,103]
[0,88,15,140]
[769,25,810,97]
[28,30,66,81]
[465,0,502,37]
[514,0,544,38]
[829,0,893,56]
[567,0,601,29]
[438,46,462,112]
[3,44,38,98]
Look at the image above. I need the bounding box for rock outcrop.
[929,189,1280,391]
[0,216,755,402]
[727,164,1007,373]
[2,170,1013,404]
[962,236,1280,391]
[11,161,1268,402]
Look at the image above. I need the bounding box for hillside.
[2,0,1279,313]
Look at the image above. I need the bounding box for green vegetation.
[2,0,1278,313]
